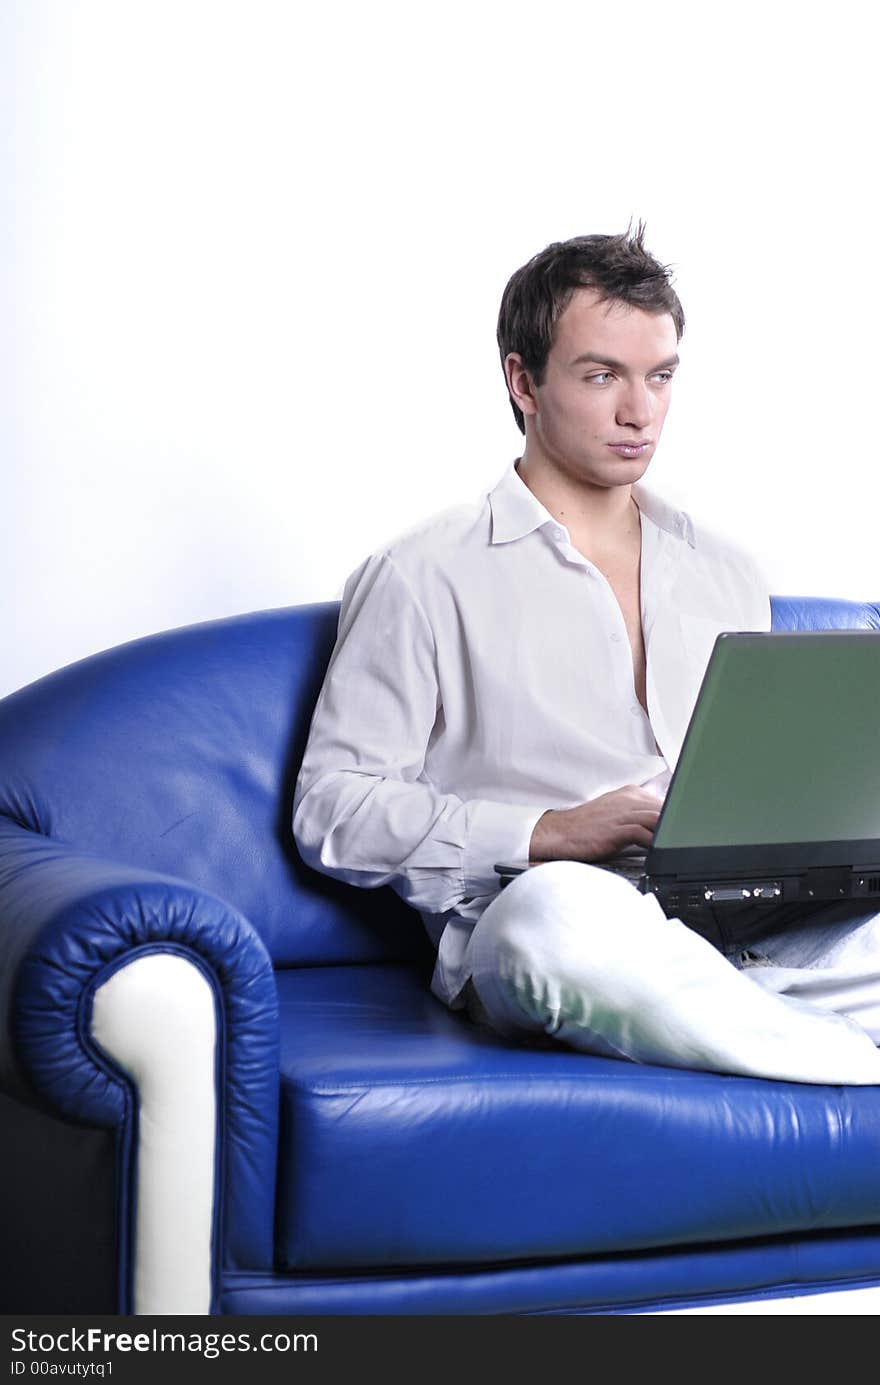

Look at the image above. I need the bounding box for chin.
[590,459,653,488]
[612,454,654,483]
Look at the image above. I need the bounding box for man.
[294,227,880,1085]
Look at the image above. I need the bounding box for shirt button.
[630,706,641,716]
[610,633,622,643]
[554,528,565,541]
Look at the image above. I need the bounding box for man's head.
[497,225,685,435]
[497,226,685,494]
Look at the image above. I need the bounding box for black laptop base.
[646,861,880,917]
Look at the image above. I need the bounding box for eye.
[585,372,613,384]
[650,370,675,384]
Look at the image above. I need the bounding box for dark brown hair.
[496,222,685,433]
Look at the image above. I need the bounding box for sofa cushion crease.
[219,1224,880,1314]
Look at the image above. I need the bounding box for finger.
[617,812,660,828]
[617,827,655,849]
[626,792,665,809]
[615,798,663,817]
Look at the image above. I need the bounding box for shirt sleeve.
[292,552,544,916]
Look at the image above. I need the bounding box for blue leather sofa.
[3,596,880,1315]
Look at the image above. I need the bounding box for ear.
[504,352,539,421]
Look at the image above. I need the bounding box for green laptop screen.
[653,633,880,849]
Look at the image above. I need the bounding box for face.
[508,287,679,490]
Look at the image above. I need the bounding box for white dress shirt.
[293,461,771,1007]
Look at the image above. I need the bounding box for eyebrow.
[570,353,680,372]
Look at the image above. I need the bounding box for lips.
[608,442,652,457]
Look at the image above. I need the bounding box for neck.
[516,453,640,549]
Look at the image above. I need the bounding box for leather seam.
[292,1071,715,1091]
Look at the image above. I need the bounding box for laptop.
[495,631,880,929]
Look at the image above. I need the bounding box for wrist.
[529,809,563,862]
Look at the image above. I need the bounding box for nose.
[615,379,653,430]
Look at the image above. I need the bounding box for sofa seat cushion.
[275,963,880,1271]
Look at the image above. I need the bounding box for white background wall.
[3,0,878,698]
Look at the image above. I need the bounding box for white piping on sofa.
[91,952,217,1314]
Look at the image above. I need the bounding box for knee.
[504,859,646,928]
[471,863,663,1036]
[481,860,654,970]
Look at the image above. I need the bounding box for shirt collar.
[632,479,696,548]
[488,460,695,548]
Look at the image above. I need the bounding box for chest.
[602,563,647,705]
[600,559,643,647]
[571,528,647,703]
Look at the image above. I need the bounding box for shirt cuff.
[462,800,547,897]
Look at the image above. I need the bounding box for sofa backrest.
[0,604,427,967]
[1,597,878,967]
[772,596,880,633]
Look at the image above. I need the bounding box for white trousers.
[464,861,880,1085]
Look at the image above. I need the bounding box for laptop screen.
[653,632,880,849]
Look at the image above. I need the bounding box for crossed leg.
[464,861,880,1084]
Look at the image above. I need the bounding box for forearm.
[294,769,543,913]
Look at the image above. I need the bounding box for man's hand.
[529,785,661,863]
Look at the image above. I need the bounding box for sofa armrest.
[0,818,280,1312]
